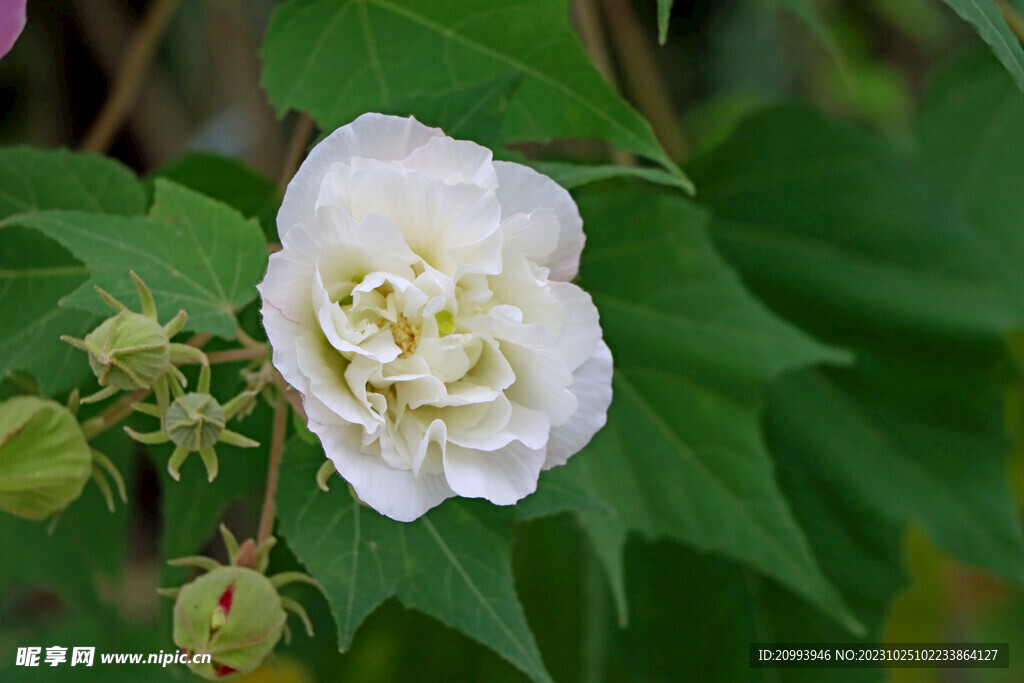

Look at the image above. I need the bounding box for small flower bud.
[0,396,92,520]
[173,566,286,679]
[82,310,171,391]
[166,393,225,451]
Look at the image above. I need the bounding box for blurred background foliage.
[1,0,1023,681]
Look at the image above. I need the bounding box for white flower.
[259,113,612,521]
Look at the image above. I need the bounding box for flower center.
[390,314,421,358]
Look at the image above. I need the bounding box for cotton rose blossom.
[260,113,612,521]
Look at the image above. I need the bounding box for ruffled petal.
[493,161,585,281]
[278,114,442,236]
[443,441,547,505]
[544,341,613,469]
[311,418,455,522]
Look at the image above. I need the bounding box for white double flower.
[260,114,612,521]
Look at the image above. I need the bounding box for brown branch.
[277,114,316,195]
[257,395,288,545]
[600,0,689,161]
[79,0,182,153]
[207,347,270,365]
[81,388,150,440]
[572,0,636,166]
[271,370,307,422]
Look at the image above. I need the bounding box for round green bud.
[0,397,91,520]
[173,566,286,679]
[84,310,170,390]
[166,393,225,450]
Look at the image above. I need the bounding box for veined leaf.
[0,149,145,395]
[5,180,268,340]
[572,191,859,633]
[261,0,691,189]
[688,53,1024,587]
[276,438,553,683]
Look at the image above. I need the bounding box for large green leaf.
[687,53,1024,586]
[934,0,1024,93]
[261,0,689,188]
[153,152,279,239]
[4,179,268,339]
[0,149,146,395]
[768,365,1024,585]
[689,105,1024,341]
[572,190,859,633]
[276,438,553,683]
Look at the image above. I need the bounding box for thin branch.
[257,395,288,545]
[81,388,150,440]
[234,327,264,350]
[271,370,307,422]
[80,0,182,153]
[207,346,270,365]
[572,0,636,166]
[600,0,689,161]
[277,114,316,195]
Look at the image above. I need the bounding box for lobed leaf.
[687,52,1024,587]
[0,149,145,395]
[7,180,268,340]
[276,438,553,683]
[261,0,691,189]
[572,191,859,633]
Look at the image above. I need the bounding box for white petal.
[499,340,578,426]
[278,114,443,237]
[544,341,613,469]
[401,136,499,189]
[493,161,585,281]
[549,281,602,371]
[261,303,310,395]
[443,441,546,505]
[499,209,560,267]
[345,166,502,276]
[294,330,382,430]
[311,419,454,522]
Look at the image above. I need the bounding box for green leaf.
[6,179,269,339]
[934,0,1024,93]
[0,148,146,217]
[261,0,690,188]
[527,160,692,191]
[276,438,553,683]
[513,465,607,520]
[687,55,1024,587]
[572,190,859,633]
[0,149,145,394]
[0,428,133,661]
[767,366,1024,585]
[689,105,1024,341]
[152,152,279,239]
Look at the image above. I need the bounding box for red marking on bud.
[215,663,237,677]
[217,582,235,617]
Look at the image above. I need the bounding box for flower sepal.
[161,525,320,680]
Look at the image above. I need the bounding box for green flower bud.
[83,310,171,390]
[0,397,91,520]
[173,566,286,679]
[166,393,225,451]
